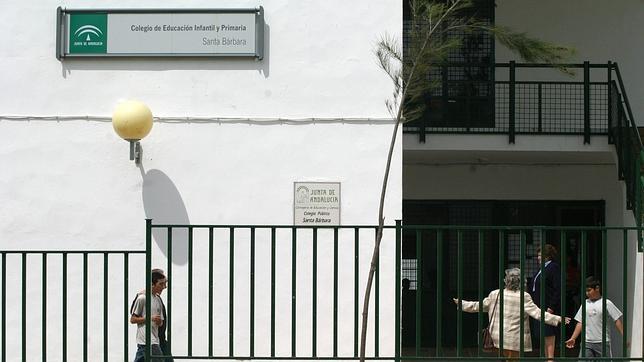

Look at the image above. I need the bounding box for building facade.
[0,0,642,360]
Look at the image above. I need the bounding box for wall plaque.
[56,7,264,59]
[294,182,341,226]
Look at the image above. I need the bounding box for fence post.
[166,228,173,357]
[608,61,613,144]
[626,132,634,210]
[188,227,194,356]
[208,227,213,357]
[231,227,236,357]
[352,227,357,358]
[580,231,587,354]
[498,230,505,353]
[560,231,567,357]
[538,83,543,133]
[456,230,463,356]
[509,61,516,144]
[334,227,340,357]
[436,229,443,357]
[539,230,545,358]
[315,227,319,358]
[250,227,255,358]
[602,230,608,357]
[1,253,5,362]
[415,230,422,356]
[394,220,401,362]
[123,253,128,362]
[145,219,152,362]
[102,253,108,362]
[639,152,644,251]
[83,253,88,361]
[519,231,525,357]
[22,253,26,362]
[290,227,296,358]
[270,227,276,357]
[440,64,449,141]
[617,93,625,180]
[477,230,484,357]
[584,61,591,144]
[622,230,629,355]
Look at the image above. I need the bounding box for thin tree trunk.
[358,3,461,361]
[359,115,402,361]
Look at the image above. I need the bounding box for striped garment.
[461,289,562,351]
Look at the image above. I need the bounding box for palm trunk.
[358,3,461,361]
[359,111,403,362]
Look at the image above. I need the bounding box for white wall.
[620,210,644,357]
[3,0,399,118]
[0,0,403,360]
[0,0,404,245]
[496,0,644,125]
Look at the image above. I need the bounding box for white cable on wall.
[0,115,394,125]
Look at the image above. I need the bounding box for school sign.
[56,8,264,59]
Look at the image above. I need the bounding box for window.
[402,0,495,129]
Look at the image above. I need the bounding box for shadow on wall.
[140,167,189,265]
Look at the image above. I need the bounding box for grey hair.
[504,268,522,291]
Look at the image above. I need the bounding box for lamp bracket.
[128,140,142,165]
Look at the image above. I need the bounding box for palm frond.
[376,34,403,63]
[380,0,575,123]
[489,25,576,73]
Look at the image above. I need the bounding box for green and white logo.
[69,14,107,54]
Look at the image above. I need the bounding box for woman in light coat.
[453,268,569,361]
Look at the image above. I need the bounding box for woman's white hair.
[504,268,522,291]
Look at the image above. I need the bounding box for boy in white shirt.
[565,276,628,359]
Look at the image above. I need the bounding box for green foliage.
[375,0,575,122]
[490,26,575,64]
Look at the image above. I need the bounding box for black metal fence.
[0,250,146,362]
[0,223,642,361]
[403,62,616,143]
[400,225,640,360]
[609,66,644,230]
[136,221,641,361]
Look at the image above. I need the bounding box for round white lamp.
[112,100,153,164]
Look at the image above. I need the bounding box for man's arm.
[130,296,162,326]
[565,322,583,348]
[130,314,145,325]
[130,314,163,326]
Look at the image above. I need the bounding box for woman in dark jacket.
[530,244,561,362]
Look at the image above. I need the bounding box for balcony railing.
[404,62,618,142]
[609,65,644,226]
[1,221,642,361]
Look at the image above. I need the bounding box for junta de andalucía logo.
[75,25,104,42]
[69,13,107,54]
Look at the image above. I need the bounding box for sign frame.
[56,7,264,59]
[293,182,342,226]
